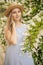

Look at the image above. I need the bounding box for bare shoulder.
[23,23,27,27]
[23,23,28,28]
[22,23,29,31]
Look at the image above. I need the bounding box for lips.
[16,16,19,18]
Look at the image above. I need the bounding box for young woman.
[4,2,34,65]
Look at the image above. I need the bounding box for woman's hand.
[12,21,16,28]
[11,21,16,33]
[10,21,17,45]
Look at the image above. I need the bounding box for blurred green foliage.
[0,0,43,65]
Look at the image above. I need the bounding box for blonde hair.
[4,13,16,45]
[6,13,13,33]
[4,13,16,44]
[4,9,23,45]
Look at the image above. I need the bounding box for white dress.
[4,24,34,65]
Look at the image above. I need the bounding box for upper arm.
[4,26,17,45]
[4,26,11,41]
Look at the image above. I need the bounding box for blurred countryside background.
[0,0,43,65]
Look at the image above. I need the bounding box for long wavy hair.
[4,13,13,43]
[4,10,23,44]
[6,13,13,33]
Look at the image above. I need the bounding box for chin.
[15,19,20,21]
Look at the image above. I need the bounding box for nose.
[16,12,19,16]
[16,12,19,17]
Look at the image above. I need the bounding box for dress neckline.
[15,23,23,29]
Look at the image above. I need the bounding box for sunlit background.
[0,0,43,65]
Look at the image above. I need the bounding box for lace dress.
[4,24,34,65]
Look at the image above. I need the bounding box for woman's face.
[11,8,22,22]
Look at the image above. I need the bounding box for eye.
[18,10,21,13]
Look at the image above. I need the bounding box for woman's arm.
[10,22,17,45]
[4,22,17,45]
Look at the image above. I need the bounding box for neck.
[13,20,22,27]
[15,21,21,24]
[16,21,22,27]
